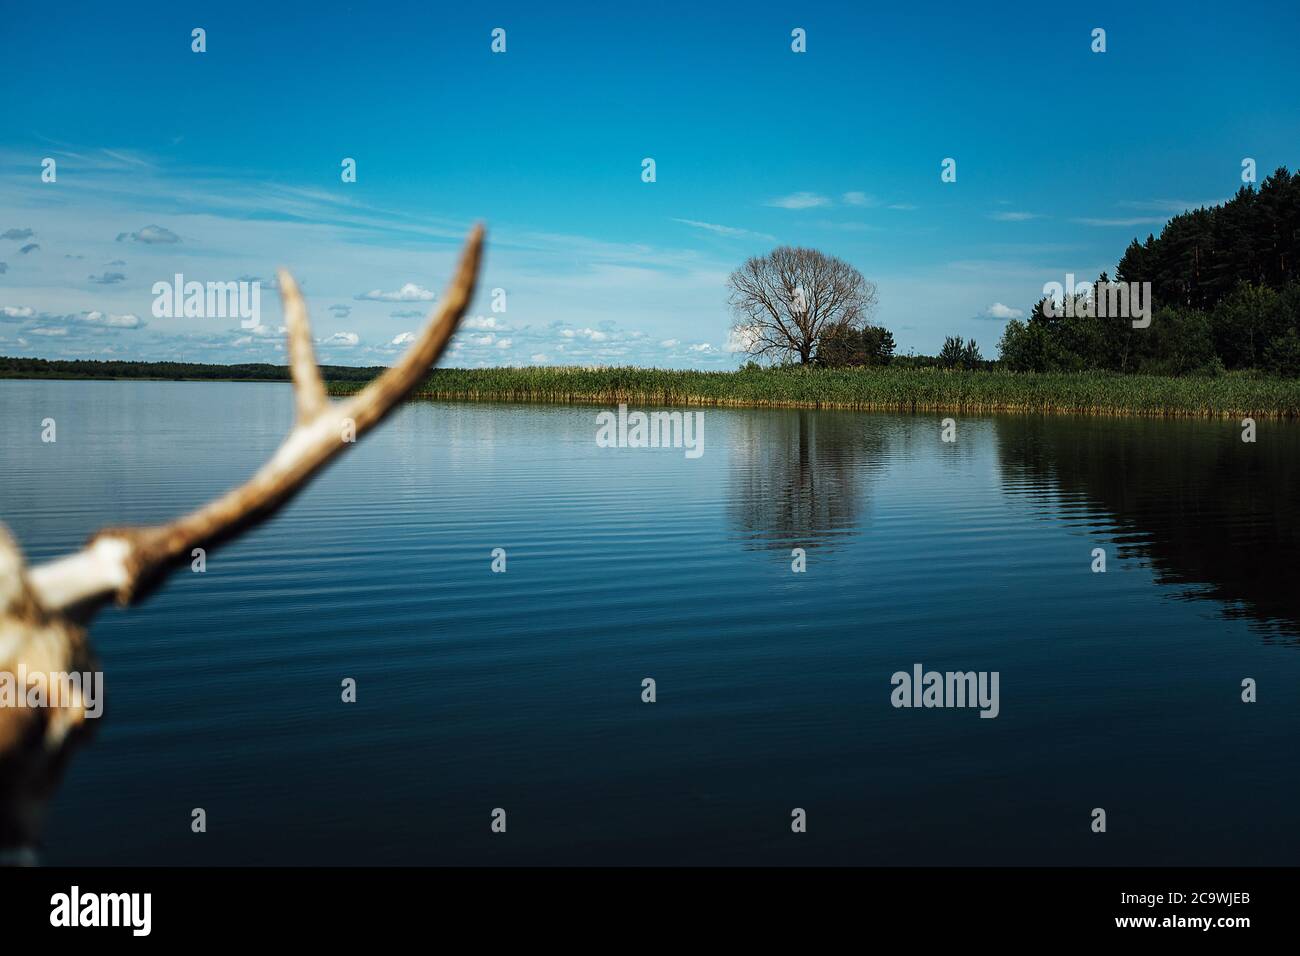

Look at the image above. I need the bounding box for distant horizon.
[2,1,1298,368]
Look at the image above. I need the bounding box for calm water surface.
[1,379,1298,865]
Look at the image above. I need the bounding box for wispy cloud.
[672,218,775,242]
[18,243,38,254]
[1069,198,1226,231]
[1,228,34,241]
[88,271,127,285]
[812,220,882,233]
[766,192,909,212]
[765,191,832,210]
[989,211,1040,222]
[319,331,359,347]
[842,192,877,207]
[39,147,156,173]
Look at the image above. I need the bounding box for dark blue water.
[2,380,1298,865]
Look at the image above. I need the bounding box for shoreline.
[388,393,1291,418]
[6,365,1300,419]
[329,367,1300,419]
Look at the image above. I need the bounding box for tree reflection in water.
[994,414,1300,643]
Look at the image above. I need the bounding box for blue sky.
[1,0,1297,367]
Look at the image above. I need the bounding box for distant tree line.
[814,323,896,367]
[1000,167,1300,376]
[810,328,994,371]
[0,357,385,382]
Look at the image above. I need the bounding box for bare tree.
[727,246,877,365]
[0,225,484,863]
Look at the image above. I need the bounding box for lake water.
[2,379,1298,865]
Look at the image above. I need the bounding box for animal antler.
[0,224,484,860]
[29,224,483,615]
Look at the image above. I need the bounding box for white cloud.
[355,282,436,302]
[29,327,68,337]
[530,353,550,362]
[558,327,608,342]
[2,306,145,330]
[116,224,181,244]
[390,331,416,346]
[81,310,144,328]
[660,338,680,348]
[842,192,876,207]
[495,337,512,349]
[726,325,759,354]
[766,191,832,210]
[983,303,1023,320]
[462,315,501,330]
[320,331,360,347]
[989,211,1039,222]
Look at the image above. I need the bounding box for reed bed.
[325,366,1300,419]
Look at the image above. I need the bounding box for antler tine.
[26,224,485,619]
[340,223,484,432]
[277,268,328,423]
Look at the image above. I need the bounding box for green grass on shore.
[325,365,1300,418]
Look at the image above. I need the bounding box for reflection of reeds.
[327,366,1300,418]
